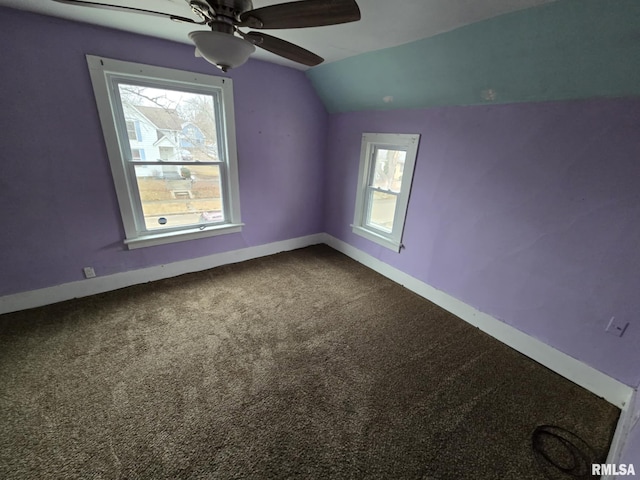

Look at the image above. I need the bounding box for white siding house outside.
[122,104,210,178]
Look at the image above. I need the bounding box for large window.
[87,55,242,249]
[352,133,420,252]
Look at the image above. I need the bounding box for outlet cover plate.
[606,317,629,337]
[83,267,96,279]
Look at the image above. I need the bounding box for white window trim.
[352,133,420,252]
[86,55,242,249]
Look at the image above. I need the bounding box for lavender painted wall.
[617,427,639,477]
[324,100,640,387]
[0,8,327,297]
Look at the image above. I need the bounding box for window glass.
[115,83,225,232]
[371,148,406,192]
[366,191,397,233]
[133,164,224,231]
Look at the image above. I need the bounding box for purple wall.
[324,100,640,387]
[617,426,639,477]
[0,8,327,297]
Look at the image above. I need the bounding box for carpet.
[0,245,619,479]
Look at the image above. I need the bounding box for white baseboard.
[0,234,325,316]
[321,234,633,409]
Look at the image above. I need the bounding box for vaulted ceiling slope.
[307,0,640,113]
[0,0,557,69]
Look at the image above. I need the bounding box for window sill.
[351,225,402,252]
[125,223,244,250]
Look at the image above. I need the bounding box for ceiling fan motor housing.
[198,0,253,20]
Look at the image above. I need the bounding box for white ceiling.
[0,0,557,70]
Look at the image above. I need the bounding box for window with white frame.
[352,133,420,252]
[87,56,242,249]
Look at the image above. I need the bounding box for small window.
[87,56,242,249]
[352,133,420,252]
[126,120,139,141]
[131,149,145,161]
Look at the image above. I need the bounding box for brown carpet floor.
[0,245,619,479]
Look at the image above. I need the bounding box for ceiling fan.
[52,0,361,71]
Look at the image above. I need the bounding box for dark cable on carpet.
[531,425,598,479]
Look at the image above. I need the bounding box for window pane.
[366,190,397,233]
[134,164,224,231]
[118,84,221,163]
[371,148,407,193]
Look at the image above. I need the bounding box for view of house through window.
[118,84,224,231]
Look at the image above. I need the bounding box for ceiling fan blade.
[51,0,204,24]
[243,31,323,66]
[239,0,360,29]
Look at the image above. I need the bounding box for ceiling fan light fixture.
[53,0,362,69]
[188,31,256,72]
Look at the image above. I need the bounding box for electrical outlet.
[605,317,629,337]
[83,267,96,279]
